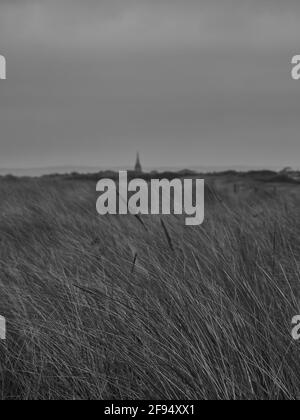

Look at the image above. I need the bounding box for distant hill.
[0,164,287,177]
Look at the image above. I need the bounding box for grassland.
[0,174,299,400]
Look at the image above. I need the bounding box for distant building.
[134,152,143,173]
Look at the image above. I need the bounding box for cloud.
[1,0,300,51]
[0,0,299,169]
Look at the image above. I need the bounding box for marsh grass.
[0,178,299,400]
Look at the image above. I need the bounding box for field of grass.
[0,176,299,400]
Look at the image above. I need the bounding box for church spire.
[134,152,143,173]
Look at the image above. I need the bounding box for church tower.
[134,152,143,173]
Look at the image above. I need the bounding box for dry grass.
[0,177,299,400]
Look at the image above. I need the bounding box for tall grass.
[0,178,299,400]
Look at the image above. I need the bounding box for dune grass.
[0,177,299,400]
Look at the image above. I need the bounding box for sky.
[0,0,299,171]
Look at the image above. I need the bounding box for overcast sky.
[0,0,299,171]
